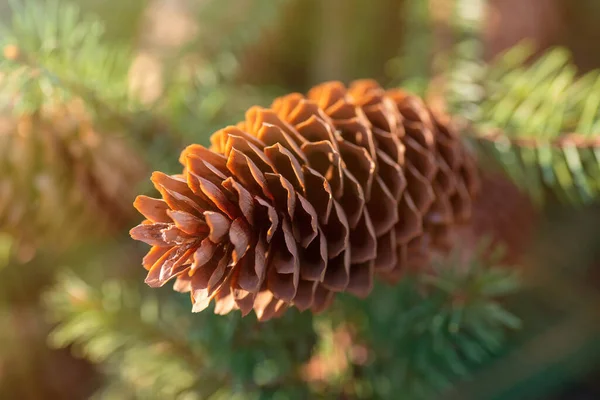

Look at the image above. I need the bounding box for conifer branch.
[465,44,600,205]
[2,42,132,127]
[45,271,317,398]
[320,241,521,400]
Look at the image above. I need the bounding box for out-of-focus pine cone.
[0,101,146,260]
[130,80,479,320]
[466,171,538,266]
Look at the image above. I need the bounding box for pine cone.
[130,80,479,320]
[463,171,538,266]
[0,101,146,259]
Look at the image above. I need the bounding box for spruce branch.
[475,45,600,136]
[0,0,133,115]
[45,272,216,399]
[463,43,600,205]
[327,240,521,400]
[1,42,132,129]
[443,0,600,205]
[44,271,317,399]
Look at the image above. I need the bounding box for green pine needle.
[1,0,133,116]
[328,240,521,400]
[453,40,600,205]
[44,271,316,399]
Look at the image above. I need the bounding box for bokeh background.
[1,0,599,399]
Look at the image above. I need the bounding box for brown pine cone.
[130,80,479,320]
[0,101,146,259]
[467,171,537,266]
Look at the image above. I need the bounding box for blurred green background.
[1,0,600,399]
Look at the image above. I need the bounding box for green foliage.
[44,241,521,400]
[446,0,486,119]
[478,44,600,136]
[443,0,600,205]
[387,0,432,95]
[0,0,289,155]
[313,244,521,400]
[45,272,316,399]
[475,132,600,205]
[0,0,133,115]
[160,52,274,148]
[149,0,291,159]
[468,44,600,205]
